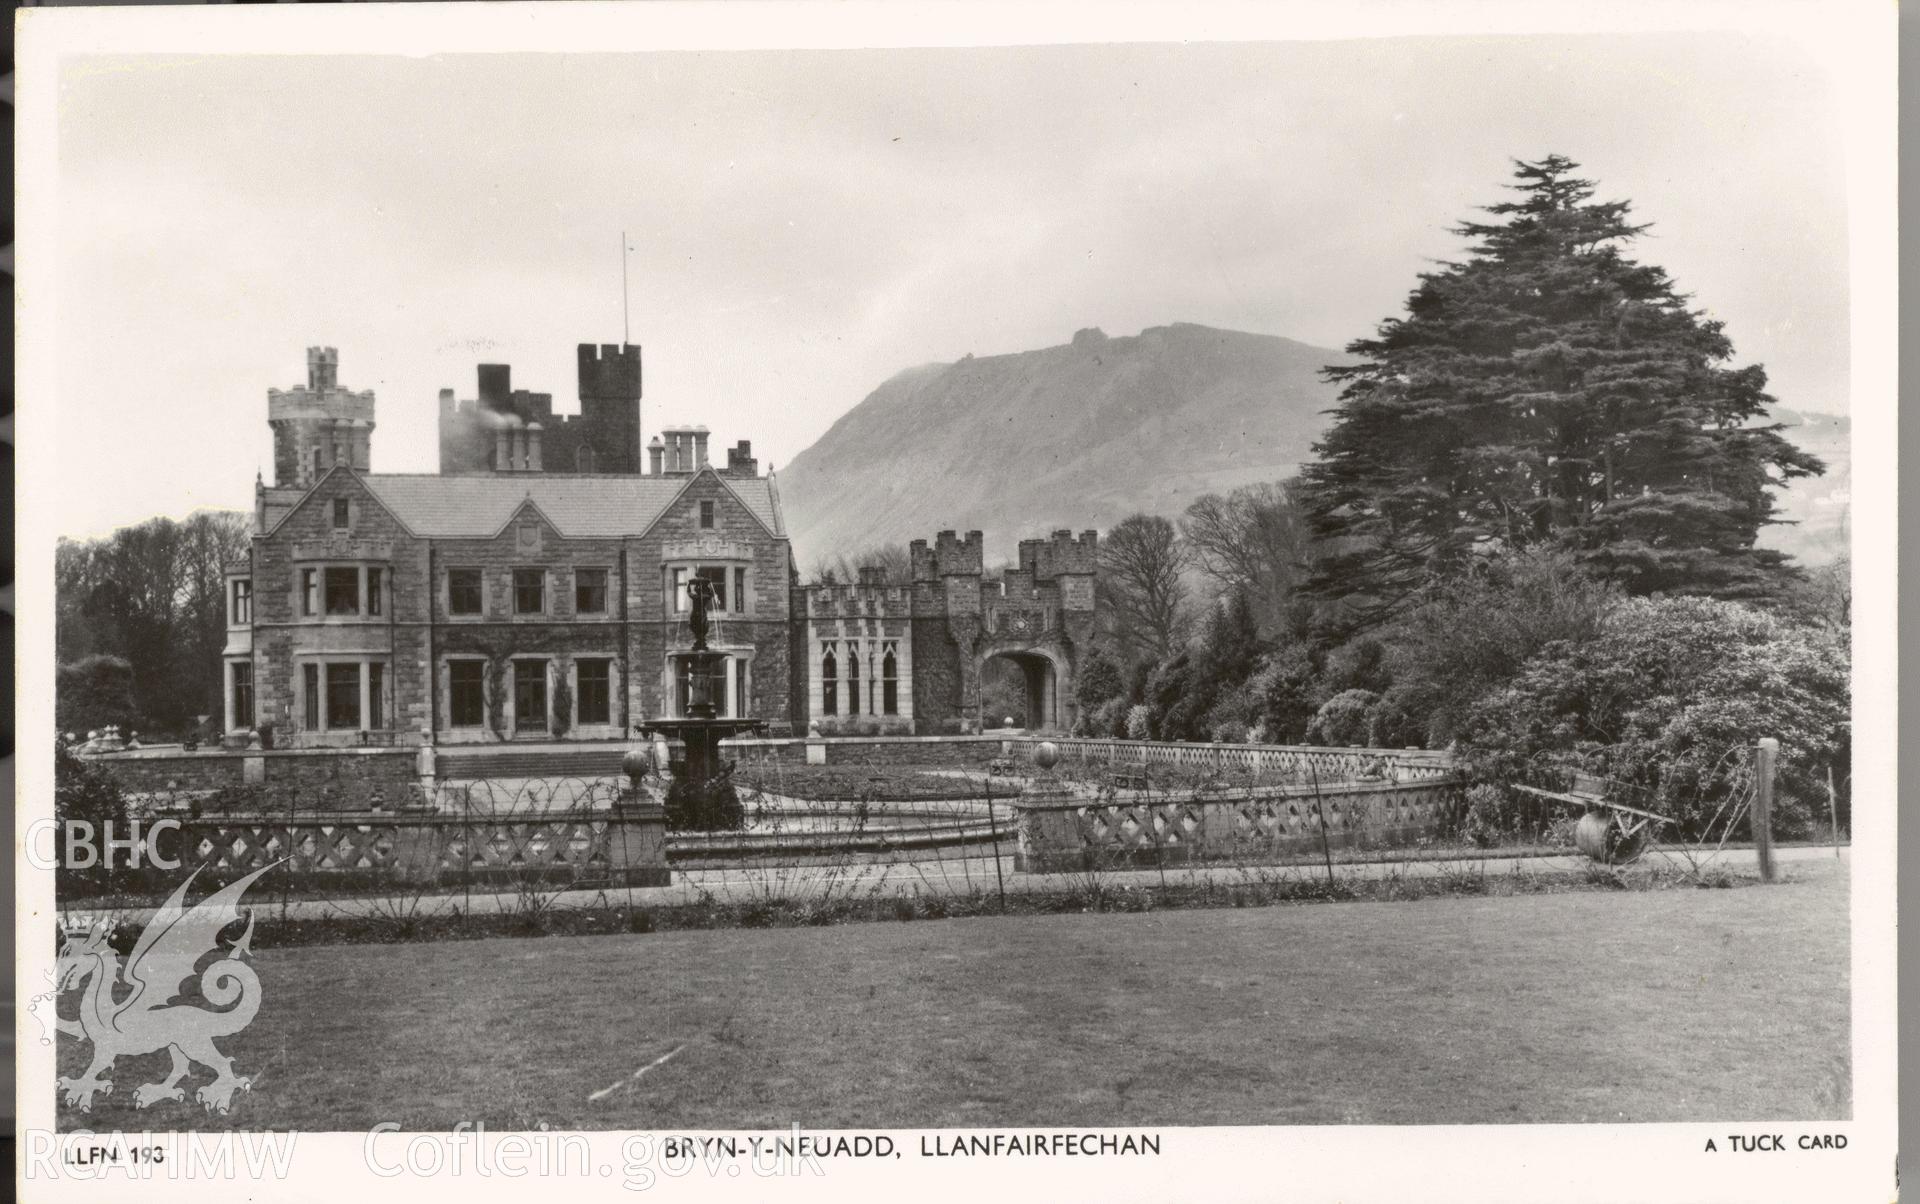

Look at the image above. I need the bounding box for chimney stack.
[527,423,543,472]
[694,427,709,469]
[648,436,664,476]
[495,428,512,471]
[725,440,758,477]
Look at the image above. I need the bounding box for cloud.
[52,34,1849,537]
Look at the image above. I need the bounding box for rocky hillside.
[778,322,1848,568]
[779,323,1341,565]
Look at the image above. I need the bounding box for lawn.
[55,860,1849,1131]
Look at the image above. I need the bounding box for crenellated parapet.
[1017,528,1100,581]
[269,347,377,487]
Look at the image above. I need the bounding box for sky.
[52,32,1851,538]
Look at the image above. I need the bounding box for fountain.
[632,576,766,831]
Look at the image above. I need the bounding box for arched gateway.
[798,529,1099,734]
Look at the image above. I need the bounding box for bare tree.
[807,542,912,586]
[1182,478,1313,636]
[1099,514,1189,663]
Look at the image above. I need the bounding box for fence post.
[1753,738,1778,883]
[985,786,1007,911]
[1307,761,1336,889]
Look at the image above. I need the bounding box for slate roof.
[355,472,784,539]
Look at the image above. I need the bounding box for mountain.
[777,322,1849,568]
[779,323,1342,565]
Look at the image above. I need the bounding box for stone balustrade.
[1013,775,1465,873]
[85,804,672,897]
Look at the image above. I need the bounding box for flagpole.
[620,230,630,346]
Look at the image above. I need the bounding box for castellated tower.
[269,347,377,487]
[435,342,643,474]
[575,343,643,474]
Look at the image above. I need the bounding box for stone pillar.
[1014,752,1079,873]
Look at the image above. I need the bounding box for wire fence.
[56,739,1820,938]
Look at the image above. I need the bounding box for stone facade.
[438,344,644,476]
[225,346,801,748]
[223,345,1102,748]
[798,527,1100,733]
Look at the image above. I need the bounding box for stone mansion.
[222,345,1098,748]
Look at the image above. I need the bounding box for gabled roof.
[357,471,783,539]
[261,465,418,539]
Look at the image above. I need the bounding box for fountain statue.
[632,575,766,830]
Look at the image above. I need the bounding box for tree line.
[55,511,251,738]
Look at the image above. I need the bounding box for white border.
[14,3,1898,1202]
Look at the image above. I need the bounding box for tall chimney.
[648,436,664,476]
[495,428,512,471]
[694,428,709,469]
[526,423,543,472]
[512,427,528,471]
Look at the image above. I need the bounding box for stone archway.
[973,643,1073,732]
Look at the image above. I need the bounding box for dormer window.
[332,498,350,529]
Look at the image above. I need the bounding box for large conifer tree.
[1301,156,1822,629]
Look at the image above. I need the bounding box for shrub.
[1243,645,1319,744]
[1459,596,1850,840]
[1092,696,1131,738]
[56,655,140,736]
[1365,686,1423,749]
[1073,647,1127,718]
[1124,704,1152,740]
[1382,548,1617,746]
[1323,637,1391,696]
[1307,689,1377,746]
[1460,782,1521,847]
[1143,652,1201,740]
[55,742,131,896]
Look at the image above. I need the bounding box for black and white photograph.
[13,3,1898,1201]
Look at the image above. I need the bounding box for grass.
[54,860,1848,1131]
